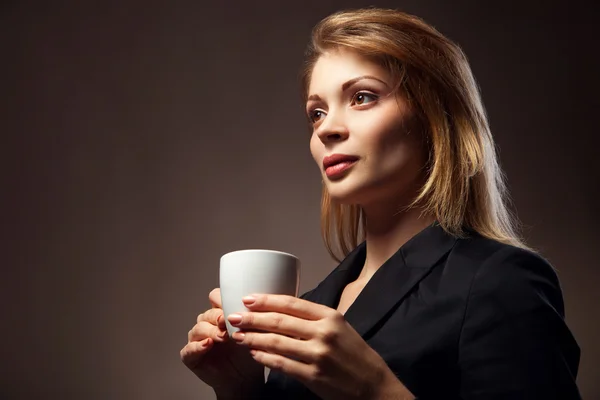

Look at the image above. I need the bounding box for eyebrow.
[306,75,389,103]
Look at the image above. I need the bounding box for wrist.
[369,364,415,400]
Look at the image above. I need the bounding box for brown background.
[1,0,598,399]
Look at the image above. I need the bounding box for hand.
[180,288,265,398]
[226,294,413,400]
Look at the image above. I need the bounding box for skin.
[307,49,434,280]
[180,289,264,399]
[180,48,434,399]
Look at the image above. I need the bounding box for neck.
[358,200,435,282]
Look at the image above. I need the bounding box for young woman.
[181,8,581,399]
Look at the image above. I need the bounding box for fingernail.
[242,295,256,305]
[228,314,243,326]
[232,332,245,342]
[217,330,227,338]
[217,315,224,324]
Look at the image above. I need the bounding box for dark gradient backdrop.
[1,1,598,399]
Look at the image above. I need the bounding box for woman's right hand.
[180,288,265,398]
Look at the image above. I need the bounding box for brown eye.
[353,92,378,105]
[309,109,326,124]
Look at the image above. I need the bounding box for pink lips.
[323,154,359,178]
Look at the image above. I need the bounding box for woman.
[181,8,581,399]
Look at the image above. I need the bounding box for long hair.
[301,8,529,262]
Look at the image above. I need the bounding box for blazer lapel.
[343,224,457,339]
[307,243,366,309]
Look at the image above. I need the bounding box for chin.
[325,174,414,208]
[324,179,368,205]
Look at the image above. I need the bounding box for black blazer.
[262,224,581,399]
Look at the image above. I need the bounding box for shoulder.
[451,234,564,318]
[454,236,581,397]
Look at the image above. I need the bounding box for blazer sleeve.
[458,247,581,399]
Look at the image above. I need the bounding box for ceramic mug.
[219,249,300,335]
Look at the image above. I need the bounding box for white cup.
[220,249,300,336]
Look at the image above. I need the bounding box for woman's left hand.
[227,294,412,400]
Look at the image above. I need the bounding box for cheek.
[369,117,425,172]
[366,118,407,154]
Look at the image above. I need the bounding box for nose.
[316,111,349,144]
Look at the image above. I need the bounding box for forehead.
[308,49,391,95]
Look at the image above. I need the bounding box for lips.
[322,154,359,179]
[322,154,359,169]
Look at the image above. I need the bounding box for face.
[307,49,429,208]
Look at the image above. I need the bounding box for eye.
[352,92,378,106]
[308,109,326,124]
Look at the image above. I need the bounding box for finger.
[216,314,227,330]
[197,308,224,325]
[180,338,213,367]
[188,322,228,343]
[232,331,317,363]
[243,294,333,320]
[249,348,314,383]
[228,311,313,339]
[208,288,222,308]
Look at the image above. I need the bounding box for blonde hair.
[301,8,529,262]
